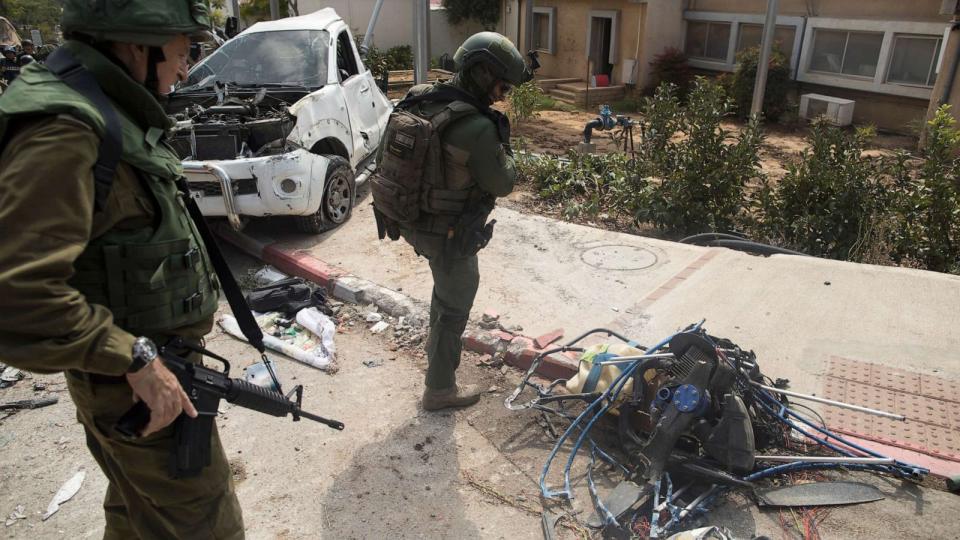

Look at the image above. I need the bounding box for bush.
[893,106,960,272]
[518,151,641,219]
[646,48,693,96]
[635,78,764,234]
[384,45,414,71]
[756,120,884,260]
[730,46,791,121]
[508,81,546,125]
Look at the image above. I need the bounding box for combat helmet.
[454,31,530,88]
[61,0,214,46]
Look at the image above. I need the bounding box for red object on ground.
[594,74,610,87]
[533,328,564,349]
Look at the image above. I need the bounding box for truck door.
[335,29,380,165]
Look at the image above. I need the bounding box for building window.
[532,7,555,55]
[887,34,943,87]
[809,29,884,78]
[685,21,731,61]
[737,24,796,59]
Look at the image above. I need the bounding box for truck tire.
[296,155,355,234]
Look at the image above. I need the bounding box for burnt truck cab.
[166,8,391,233]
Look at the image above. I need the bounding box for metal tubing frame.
[182,162,242,230]
[752,381,907,421]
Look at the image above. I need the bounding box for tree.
[441,0,500,29]
[239,0,299,25]
[3,0,64,42]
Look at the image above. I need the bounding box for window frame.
[797,18,949,99]
[885,33,943,88]
[685,20,733,62]
[532,6,556,55]
[683,11,805,75]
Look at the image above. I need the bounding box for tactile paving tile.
[820,356,960,462]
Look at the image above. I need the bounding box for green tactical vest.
[396,85,493,258]
[0,62,220,335]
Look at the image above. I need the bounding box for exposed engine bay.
[166,87,302,162]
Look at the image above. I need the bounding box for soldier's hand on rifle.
[126,361,198,436]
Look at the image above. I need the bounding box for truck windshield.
[181,29,329,91]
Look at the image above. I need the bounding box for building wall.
[688,0,947,21]
[297,0,482,59]
[800,84,930,132]
[521,0,645,86]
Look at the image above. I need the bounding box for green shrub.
[730,46,791,121]
[635,78,764,234]
[356,37,388,79]
[757,120,884,260]
[384,45,414,71]
[646,48,693,96]
[509,81,546,125]
[518,151,642,218]
[894,106,960,272]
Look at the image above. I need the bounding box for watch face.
[133,338,158,363]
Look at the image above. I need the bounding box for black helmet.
[19,55,34,65]
[2,46,15,57]
[21,39,33,47]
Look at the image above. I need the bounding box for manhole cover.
[580,244,658,271]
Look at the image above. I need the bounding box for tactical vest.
[375,87,494,258]
[0,62,220,336]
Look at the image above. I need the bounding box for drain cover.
[580,244,658,271]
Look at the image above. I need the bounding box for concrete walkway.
[237,189,960,472]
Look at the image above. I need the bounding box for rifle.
[116,340,343,478]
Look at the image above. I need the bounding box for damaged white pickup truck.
[166,8,391,233]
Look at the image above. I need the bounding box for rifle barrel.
[296,408,345,430]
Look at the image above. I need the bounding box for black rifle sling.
[177,179,266,354]
[47,49,266,354]
[45,48,122,211]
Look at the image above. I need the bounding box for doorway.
[589,16,613,78]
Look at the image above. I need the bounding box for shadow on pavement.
[320,412,482,539]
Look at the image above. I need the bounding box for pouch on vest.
[371,109,432,226]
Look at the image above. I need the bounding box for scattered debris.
[362,358,383,368]
[0,367,23,388]
[370,321,390,334]
[480,311,501,330]
[487,386,500,393]
[32,382,46,391]
[220,309,337,372]
[946,475,960,494]
[42,470,85,521]
[253,266,288,288]
[665,526,737,540]
[365,312,383,323]
[756,481,883,507]
[505,322,927,537]
[533,328,564,349]
[0,396,58,412]
[4,505,25,527]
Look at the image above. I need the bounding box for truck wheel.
[296,155,355,234]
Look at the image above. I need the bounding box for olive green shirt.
[0,48,212,376]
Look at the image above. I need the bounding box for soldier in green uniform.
[378,32,528,411]
[0,1,243,538]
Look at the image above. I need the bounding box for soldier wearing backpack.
[372,32,531,410]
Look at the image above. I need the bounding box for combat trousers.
[425,254,480,390]
[66,368,244,540]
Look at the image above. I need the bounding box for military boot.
[422,384,481,411]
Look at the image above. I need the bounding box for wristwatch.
[128,337,158,374]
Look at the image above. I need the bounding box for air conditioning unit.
[799,93,855,126]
